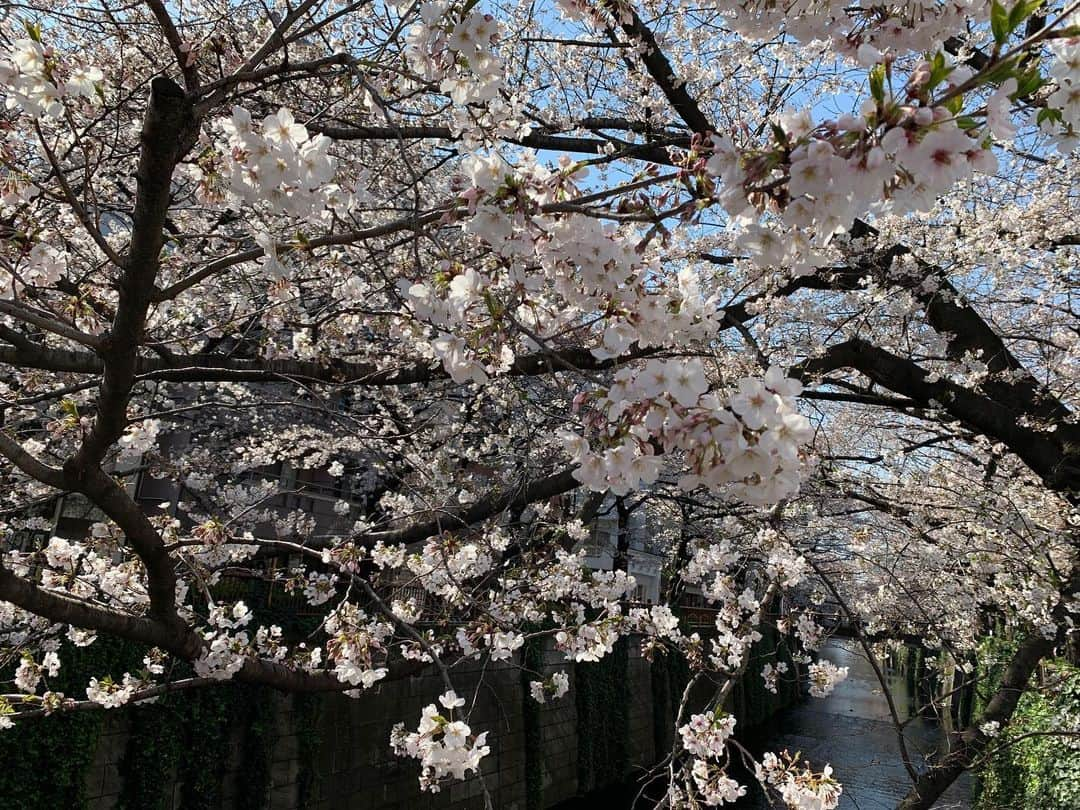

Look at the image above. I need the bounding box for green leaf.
[770,122,789,147]
[927,51,954,90]
[981,56,1020,85]
[483,291,501,320]
[1036,107,1062,127]
[869,64,886,103]
[1009,0,1045,32]
[991,0,1010,43]
[945,95,965,115]
[1015,67,1044,98]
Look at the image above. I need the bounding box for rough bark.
[897,626,1060,810]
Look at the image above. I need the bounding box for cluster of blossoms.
[686,764,747,807]
[0,36,101,119]
[676,540,777,675]
[390,690,490,792]
[512,548,638,610]
[718,0,988,59]
[689,759,748,806]
[698,5,1080,276]
[679,708,738,759]
[682,540,740,588]
[710,95,998,278]
[21,535,150,610]
[807,660,850,698]
[254,625,287,663]
[302,572,339,606]
[194,601,255,680]
[324,603,391,689]
[405,4,505,110]
[762,529,810,589]
[406,152,724,383]
[117,419,162,466]
[761,661,789,694]
[554,618,622,663]
[567,364,811,504]
[407,534,503,603]
[980,720,1002,738]
[627,604,682,642]
[1047,13,1080,140]
[483,629,525,661]
[86,674,142,709]
[755,751,843,810]
[370,541,408,570]
[709,586,764,674]
[712,0,1077,151]
[398,0,533,145]
[14,651,60,693]
[321,541,369,574]
[528,671,570,704]
[212,107,339,220]
[793,612,826,653]
[0,242,67,300]
[677,709,746,806]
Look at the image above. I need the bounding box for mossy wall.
[1,623,800,810]
[973,636,1080,810]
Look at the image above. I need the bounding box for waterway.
[554,638,971,809]
[737,638,971,809]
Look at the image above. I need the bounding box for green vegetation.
[974,637,1080,810]
[575,637,631,792]
[0,587,324,809]
[0,635,140,809]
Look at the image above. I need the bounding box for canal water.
[735,638,971,809]
[555,639,970,809]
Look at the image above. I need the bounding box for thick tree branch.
[0,431,66,489]
[359,465,582,547]
[897,574,1078,809]
[309,122,682,166]
[0,563,201,658]
[145,0,200,90]
[619,9,712,133]
[797,339,1080,494]
[59,77,196,627]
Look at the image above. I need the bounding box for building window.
[588,522,613,554]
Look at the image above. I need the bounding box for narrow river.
[555,638,971,809]
[737,638,971,809]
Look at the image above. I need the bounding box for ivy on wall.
[115,681,283,810]
[294,692,323,808]
[0,590,323,810]
[650,649,674,757]
[521,635,544,810]
[116,696,184,810]
[974,636,1080,810]
[575,637,630,793]
[0,634,144,809]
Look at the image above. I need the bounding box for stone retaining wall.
[82,640,656,810]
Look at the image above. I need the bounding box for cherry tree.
[0,0,1077,808]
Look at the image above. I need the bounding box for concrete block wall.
[80,638,659,810]
[626,644,657,770]
[84,713,130,810]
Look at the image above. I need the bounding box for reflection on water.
[553,639,970,809]
[737,638,970,810]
